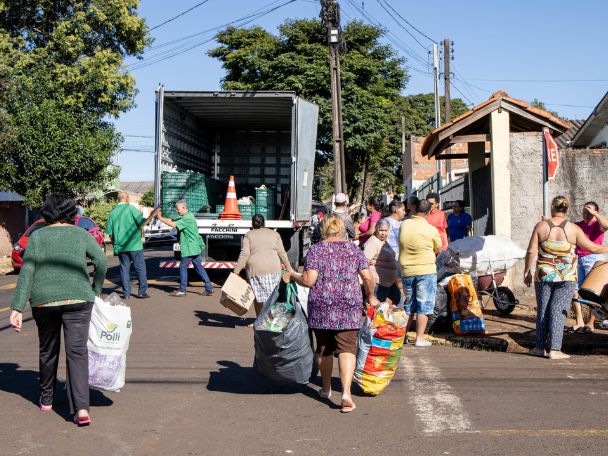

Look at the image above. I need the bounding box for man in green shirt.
[156,200,214,297]
[106,192,158,299]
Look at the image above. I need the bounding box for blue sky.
[116,0,608,181]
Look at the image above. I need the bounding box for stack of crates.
[162,172,223,219]
[255,185,277,220]
[238,204,255,220]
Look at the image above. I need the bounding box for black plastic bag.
[425,285,450,334]
[253,281,314,384]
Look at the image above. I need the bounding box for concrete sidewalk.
[422,294,608,355]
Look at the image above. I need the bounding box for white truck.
[153,87,319,270]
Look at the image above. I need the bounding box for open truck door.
[292,97,319,222]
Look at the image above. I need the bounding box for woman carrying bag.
[10,194,107,426]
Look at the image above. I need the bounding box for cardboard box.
[220,273,255,316]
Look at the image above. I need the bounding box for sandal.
[318,388,332,399]
[73,414,91,426]
[39,398,52,412]
[575,326,593,334]
[340,397,356,413]
[563,326,576,334]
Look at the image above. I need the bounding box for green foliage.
[84,198,117,232]
[209,19,408,198]
[396,93,470,137]
[209,19,471,199]
[0,1,150,207]
[531,98,559,117]
[140,188,155,208]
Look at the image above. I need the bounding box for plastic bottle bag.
[253,281,313,384]
[87,293,132,392]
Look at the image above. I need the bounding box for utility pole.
[443,39,452,183]
[432,43,442,191]
[320,0,347,195]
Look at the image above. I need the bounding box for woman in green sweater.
[10,194,107,426]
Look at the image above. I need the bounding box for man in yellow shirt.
[398,199,441,347]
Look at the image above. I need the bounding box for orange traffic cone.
[219,176,242,220]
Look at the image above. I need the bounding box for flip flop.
[563,326,576,334]
[73,415,91,426]
[575,326,593,334]
[39,398,52,412]
[340,399,356,413]
[318,388,332,399]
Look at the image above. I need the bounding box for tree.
[209,19,407,199]
[84,198,117,232]
[140,187,155,208]
[0,1,150,207]
[531,98,559,117]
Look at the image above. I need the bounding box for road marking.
[482,429,608,436]
[567,373,607,380]
[0,283,16,290]
[400,354,472,434]
[0,306,9,313]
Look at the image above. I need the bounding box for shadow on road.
[207,360,334,406]
[0,363,113,421]
[194,310,254,328]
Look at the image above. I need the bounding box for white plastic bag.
[88,293,132,392]
[438,235,526,275]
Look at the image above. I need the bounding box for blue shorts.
[577,254,599,288]
[402,274,437,315]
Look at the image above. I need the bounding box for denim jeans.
[402,273,437,315]
[118,250,148,298]
[179,254,213,292]
[577,254,599,288]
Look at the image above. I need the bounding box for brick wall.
[404,137,493,191]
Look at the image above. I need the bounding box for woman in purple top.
[287,214,377,413]
[567,202,608,333]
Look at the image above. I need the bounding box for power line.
[149,0,211,31]
[123,134,154,138]
[450,80,475,107]
[375,0,428,50]
[377,0,437,45]
[344,0,430,69]
[467,78,608,83]
[127,0,297,71]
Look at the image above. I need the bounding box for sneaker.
[136,293,151,299]
[203,289,214,296]
[548,351,571,360]
[528,347,547,357]
[414,339,432,347]
[170,291,186,297]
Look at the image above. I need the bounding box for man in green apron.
[106,192,158,299]
[156,200,214,297]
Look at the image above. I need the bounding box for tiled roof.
[0,191,23,202]
[120,181,153,195]
[421,91,573,157]
[555,119,586,149]
[572,90,608,147]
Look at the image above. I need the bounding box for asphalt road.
[2,247,608,455]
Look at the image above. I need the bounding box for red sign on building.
[543,127,559,180]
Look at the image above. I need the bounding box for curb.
[413,331,608,356]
